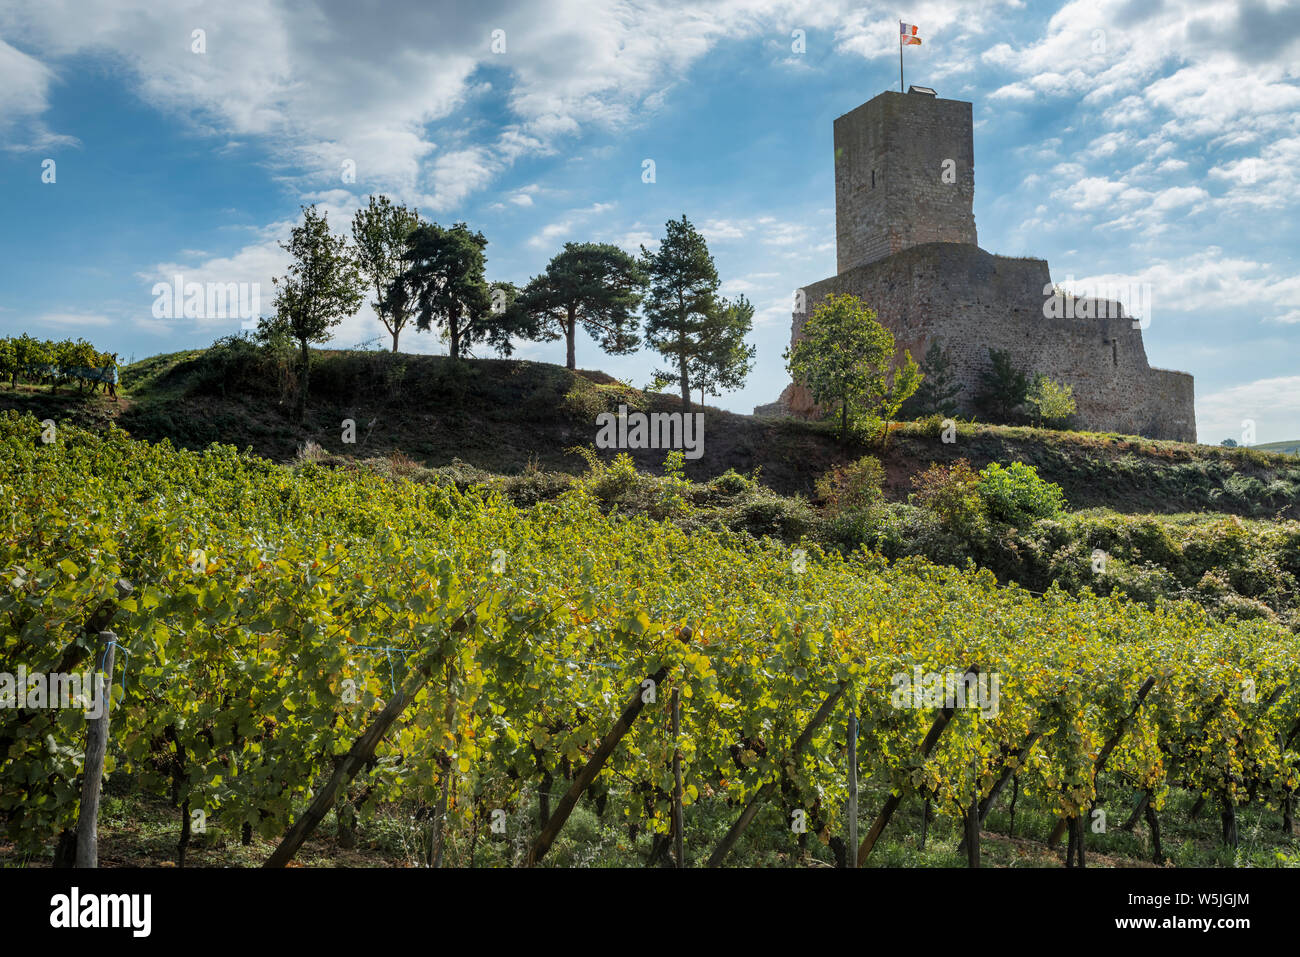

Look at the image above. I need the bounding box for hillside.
[4,343,1298,518]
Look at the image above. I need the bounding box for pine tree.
[515,242,645,369]
[394,222,527,359]
[640,216,720,410]
[903,339,963,418]
[975,348,1029,423]
[689,295,756,407]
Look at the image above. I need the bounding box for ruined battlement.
[759,90,1197,444]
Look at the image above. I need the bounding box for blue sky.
[2,0,1298,444]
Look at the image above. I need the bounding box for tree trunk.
[296,338,310,422]
[566,312,577,370]
[671,687,684,868]
[391,329,399,353]
[177,798,191,868]
[964,801,980,868]
[679,355,690,411]
[1145,801,1163,863]
[1221,795,1238,848]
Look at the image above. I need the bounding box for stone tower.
[756,88,1198,443]
[834,90,977,273]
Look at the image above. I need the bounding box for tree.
[1025,373,1077,428]
[975,348,1029,423]
[515,242,645,369]
[351,195,420,352]
[396,222,522,359]
[786,293,913,444]
[266,205,364,421]
[640,216,720,410]
[875,350,923,449]
[1220,438,1238,447]
[902,339,963,418]
[689,295,756,407]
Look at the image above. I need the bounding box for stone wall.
[770,242,1197,443]
[835,92,977,273]
[757,89,1196,443]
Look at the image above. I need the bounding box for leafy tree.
[351,195,420,352]
[640,216,720,410]
[689,295,756,407]
[396,222,522,359]
[875,350,923,449]
[515,242,645,369]
[975,348,1029,423]
[976,461,1067,525]
[785,293,918,445]
[263,205,364,420]
[1220,438,1238,448]
[1025,373,1077,428]
[902,339,963,418]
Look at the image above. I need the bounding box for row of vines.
[0,335,118,391]
[2,411,1297,866]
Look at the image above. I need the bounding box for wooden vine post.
[264,607,476,867]
[1048,676,1155,848]
[74,630,116,868]
[857,665,979,866]
[671,684,684,868]
[526,626,692,867]
[845,711,858,866]
[707,679,849,867]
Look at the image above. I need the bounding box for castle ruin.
[756,89,1196,443]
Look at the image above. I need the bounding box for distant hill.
[2,343,1298,517]
[1255,439,1300,456]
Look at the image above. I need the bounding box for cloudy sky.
[2,0,1298,443]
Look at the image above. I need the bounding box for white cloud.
[1197,375,1300,445]
[1059,249,1300,325]
[0,38,77,149]
[527,202,616,249]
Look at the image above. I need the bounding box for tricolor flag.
[900,22,922,45]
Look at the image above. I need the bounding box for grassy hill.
[5,342,1298,520]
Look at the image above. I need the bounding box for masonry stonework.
[757,90,1196,444]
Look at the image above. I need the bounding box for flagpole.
[899,24,904,91]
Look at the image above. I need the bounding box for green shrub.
[815,455,885,515]
[723,491,817,540]
[707,469,756,498]
[976,461,1066,526]
[910,458,988,536]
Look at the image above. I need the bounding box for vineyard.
[0,336,119,394]
[2,410,1299,867]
